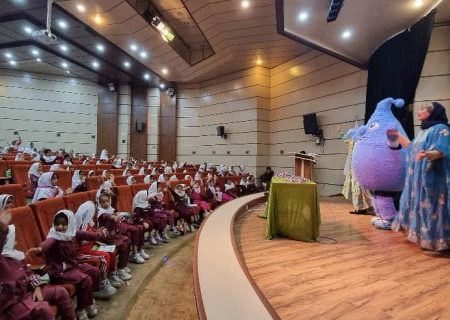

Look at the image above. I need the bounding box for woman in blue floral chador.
[392,102,450,251]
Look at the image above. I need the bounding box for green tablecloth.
[264,177,320,241]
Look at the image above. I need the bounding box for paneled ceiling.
[281,0,447,68]
[2,0,449,85]
[56,0,312,83]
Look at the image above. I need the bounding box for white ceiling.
[283,0,446,67]
[56,0,311,83]
[56,0,450,83]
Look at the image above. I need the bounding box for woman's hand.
[0,212,12,231]
[27,247,42,256]
[417,150,443,161]
[99,227,108,236]
[33,286,43,302]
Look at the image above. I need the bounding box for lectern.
[291,153,316,180]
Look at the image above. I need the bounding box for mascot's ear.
[392,98,405,108]
[356,125,367,137]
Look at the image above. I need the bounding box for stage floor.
[234,197,450,320]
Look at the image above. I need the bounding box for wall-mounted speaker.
[216,126,225,136]
[136,121,145,133]
[303,113,320,135]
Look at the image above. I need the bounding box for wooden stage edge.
[233,197,450,320]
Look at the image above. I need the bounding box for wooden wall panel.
[130,85,148,161]
[97,84,118,155]
[159,93,177,161]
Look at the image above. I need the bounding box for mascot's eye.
[369,122,379,130]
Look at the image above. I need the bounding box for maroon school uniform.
[40,230,104,310]
[98,211,144,249]
[0,227,75,320]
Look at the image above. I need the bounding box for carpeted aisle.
[127,241,198,320]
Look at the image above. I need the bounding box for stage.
[234,197,450,320]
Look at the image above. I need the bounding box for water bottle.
[162,255,169,264]
[5,168,11,178]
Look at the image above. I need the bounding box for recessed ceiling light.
[31,49,39,56]
[139,51,147,58]
[93,14,103,25]
[65,70,71,74]
[96,44,105,52]
[143,73,150,80]
[4,52,13,59]
[241,0,250,8]
[58,20,68,29]
[9,60,17,66]
[413,0,424,8]
[36,58,42,62]
[160,83,165,89]
[92,61,99,68]
[24,26,33,34]
[162,68,168,75]
[298,11,309,21]
[123,61,131,68]
[76,4,86,12]
[60,44,68,52]
[256,57,263,65]
[130,44,138,51]
[61,62,68,68]
[341,30,352,39]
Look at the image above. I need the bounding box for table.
[264,177,320,242]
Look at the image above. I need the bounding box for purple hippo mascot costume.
[352,97,408,230]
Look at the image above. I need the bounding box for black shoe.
[349,209,368,215]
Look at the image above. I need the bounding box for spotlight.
[159,83,165,89]
[140,51,147,58]
[4,52,13,59]
[60,44,68,51]
[61,62,68,68]
[327,0,344,23]
[341,30,352,39]
[76,4,86,12]
[298,11,309,21]
[36,58,42,62]
[58,20,68,29]
[143,73,150,80]
[31,49,39,56]
[92,61,99,68]
[151,16,175,42]
[162,68,168,75]
[130,44,138,51]
[123,61,131,68]
[9,60,17,66]
[96,44,105,52]
[24,26,33,34]
[241,1,250,8]
[108,82,115,91]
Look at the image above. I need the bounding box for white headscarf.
[72,170,82,189]
[75,201,96,230]
[101,180,113,190]
[240,176,248,186]
[144,175,152,184]
[28,162,41,179]
[83,159,89,165]
[148,182,158,198]
[151,167,158,175]
[179,162,185,168]
[225,180,235,191]
[194,172,202,181]
[126,176,135,185]
[101,170,109,178]
[164,166,172,174]
[158,174,165,182]
[49,164,60,171]
[47,210,77,241]
[169,175,178,181]
[138,167,145,175]
[172,163,178,171]
[32,153,40,162]
[0,194,13,212]
[113,159,122,169]
[100,149,108,161]
[15,153,24,161]
[239,165,246,173]
[32,172,61,203]
[192,182,201,194]
[2,225,25,261]
[43,154,56,163]
[122,169,129,176]
[132,190,149,210]
[88,170,95,177]
[97,200,115,217]
[184,175,192,180]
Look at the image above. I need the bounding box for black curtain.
[365,10,436,139]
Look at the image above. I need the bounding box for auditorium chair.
[11,164,32,190]
[78,164,97,172]
[87,190,98,202]
[86,176,103,191]
[130,183,150,196]
[30,198,67,238]
[109,169,123,176]
[129,169,139,175]
[63,192,90,212]
[0,160,7,176]
[114,176,128,186]
[96,164,112,170]
[54,170,72,190]
[134,175,145,183]
[6,160,31,167]
[115,186,133,212]
[0,184,26,207]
